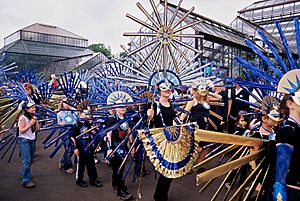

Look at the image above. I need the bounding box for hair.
[23,105,36,133]
[192,88,208,102]
[24,83,33,93]
[279,94,292,118]
[236,110,250,128]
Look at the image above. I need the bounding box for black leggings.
[153,174,173,201]
[110,156,126,191]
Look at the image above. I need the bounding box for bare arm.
[208,92,222,102]
[180,100,194,121]
[19,116,36,134]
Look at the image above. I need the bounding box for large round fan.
[138,123,198,178]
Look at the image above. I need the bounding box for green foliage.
[88,43,112,59]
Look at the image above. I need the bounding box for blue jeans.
[19,137,35,185]
[59,137,73,170]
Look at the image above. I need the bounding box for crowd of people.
[0,67,294,201]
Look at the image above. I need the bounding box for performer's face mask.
[268,109,280,123]
[159,82,172,92]
[292,91,300,106]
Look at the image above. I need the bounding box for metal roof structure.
[21,23,86,40]
[2,40,93,58]
[1,23,100,73]
[231,0,300,53]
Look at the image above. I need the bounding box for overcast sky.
[0,0,254,54]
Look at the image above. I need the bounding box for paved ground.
[0,134,232,201]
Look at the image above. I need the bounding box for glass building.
[128,0,299,77]
[1,23,108,75]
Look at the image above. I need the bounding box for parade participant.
[57,98,77,174]
[18,101,40,188]
[48,74,58,91]
[227,77,250,134]
[180,81,221,165]
[233,110,250,136]
[225,110,250,189]
[248,96,280,200]
[24,83,40,158]
[272,70,300,201]
[106,100,133,200]
[71,102,102,188]
[147,79,177,201]
[24,83,40,105]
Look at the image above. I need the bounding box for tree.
[88,43,112,59]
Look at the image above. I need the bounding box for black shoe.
[90,180,102,187]
[117,190,132,200]
[76,180,88,187]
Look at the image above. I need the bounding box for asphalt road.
[0,134,231,201]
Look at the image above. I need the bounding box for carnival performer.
[57,98,77,174]
[24,83,40,158]
[227,77,250,134]
[180,83,221,166]
[272,70,300,200]
[233,110,250,136]
[248,96,280,200]
[106,100,133,200]
[18,101,40,188]
[147,79,177,201]
[71,102,102,188]
[24,83,40,105]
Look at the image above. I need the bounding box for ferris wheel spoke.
[126,13,158,32]
[150,0,163,27]
[136,2,160,29]
[139,42,160,69]
[123,32,157,37]
[128,39,158,56]
[173,20,203,34]
[170,41,192,64]
[171,7,195,30]
[167,44,180,74]
[151,43,163,72]
[168,0,184,29]
[173,38,202,54]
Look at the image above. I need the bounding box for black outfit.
[226,126,250,186]
[190,102,210,130]
[190,102,210,148]
[150,102,177,201]
[72,120,98,185]
[250,131,276,201]
[106,114,131,195]
[227,88,250,134]
[275,120,300,200]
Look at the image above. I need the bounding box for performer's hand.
[272,182,287,201]
[107,149,113,158]
[147,109,154,118]
[74,149,79,156]
[30,118,37,126]
[131,147,135,157]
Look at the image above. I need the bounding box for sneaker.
[225,182,231,189]
[23,181,35,189]
[65,168,75,174]
[76,180,88,187]
[117,190,132,200]
[90,179,102,187]
[58,163,63,169]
